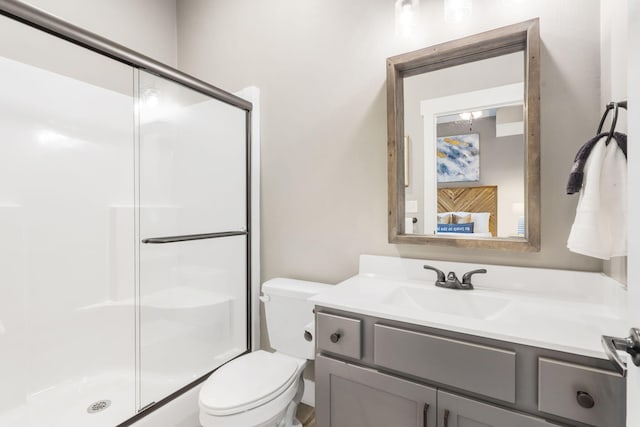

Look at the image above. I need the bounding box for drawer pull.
[423,403,429,427]
[443,409,450,427]
[576,391,595,409]
[330,332,342,343]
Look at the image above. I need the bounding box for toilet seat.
[200,351,305,417]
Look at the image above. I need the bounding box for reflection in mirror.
[387,19,540,251]
[403,52,525,238]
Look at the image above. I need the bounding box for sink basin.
[381,286,510,319]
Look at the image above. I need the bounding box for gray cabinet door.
[316,355,437,427]
[438,391,557,427]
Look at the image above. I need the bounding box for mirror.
[387,19,540,251]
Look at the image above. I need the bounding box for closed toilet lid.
[200,350,300,416]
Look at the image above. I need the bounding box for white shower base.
[0,370,193,427]
[0,371,135,427]
[0,355,241,427]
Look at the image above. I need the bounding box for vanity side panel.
[374,324,516,403]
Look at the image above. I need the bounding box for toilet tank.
[262,278,332,360]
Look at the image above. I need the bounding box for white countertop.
[310,255,628,360]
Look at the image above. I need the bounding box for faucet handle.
[462,268,487,285]
[423,265,446,284]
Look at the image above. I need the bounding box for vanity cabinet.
[315,308,625,427]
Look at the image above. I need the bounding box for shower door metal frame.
[0,0,253,425]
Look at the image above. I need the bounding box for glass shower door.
[138,71,248,407]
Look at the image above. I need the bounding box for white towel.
[567,138,627,259]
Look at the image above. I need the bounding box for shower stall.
[0,2,252,426]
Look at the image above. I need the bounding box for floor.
[297,404,316,427]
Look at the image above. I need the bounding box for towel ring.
[596,102,615,135]
[605,103,619,145]
[596,101,620,145]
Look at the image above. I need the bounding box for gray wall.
[176,0,603,287]
[24,0,178,67]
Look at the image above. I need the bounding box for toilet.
[199,278,332,427]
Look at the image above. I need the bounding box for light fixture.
[459,110,483,132]
[395,0,419,38]
[444,0,472,24]
[459,111,482,120]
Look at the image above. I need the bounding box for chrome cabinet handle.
[423,403,429,427]
[330,332,341,343]
[601,328,640,377]
[576,391,595,409]
[443,409,450,427]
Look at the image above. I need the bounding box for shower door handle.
[142,230,246,244]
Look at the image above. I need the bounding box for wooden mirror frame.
[387,18,540,251]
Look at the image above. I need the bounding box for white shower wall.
[0,14,137,425]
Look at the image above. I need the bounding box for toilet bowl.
[199,279,332,427]
[199,351,306,427]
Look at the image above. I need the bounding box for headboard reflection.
[437,185,497,236]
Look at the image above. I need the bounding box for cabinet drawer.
[374,324,516,402]
[538,358,625,426]
[317,313,362,359]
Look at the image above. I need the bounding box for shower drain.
[87,400,111,414]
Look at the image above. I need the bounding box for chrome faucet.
[423,265,487,290]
